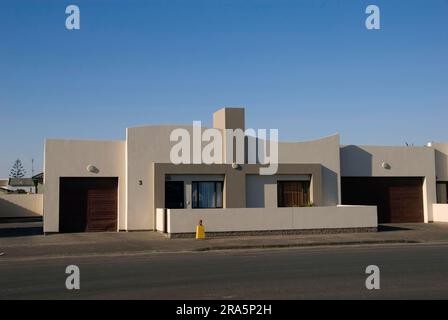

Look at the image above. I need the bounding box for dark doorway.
[341,177,424,223]
[165,181,184,208]
[59,177,118,233]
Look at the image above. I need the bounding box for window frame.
[191,181,224,209]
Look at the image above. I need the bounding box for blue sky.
[0,0,447,177]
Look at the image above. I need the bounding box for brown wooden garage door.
[341,177,424,223]
[59,178,118,233]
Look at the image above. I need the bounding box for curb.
[0,240,434,262]
[193,239,421,252]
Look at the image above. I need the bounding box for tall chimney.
[213,107,245,131]
[213,107,246,164]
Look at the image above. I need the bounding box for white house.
[41,107,448,235]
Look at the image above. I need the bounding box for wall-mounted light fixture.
[86,164,99,173]
[231,162,241,170]
[381,161,391,170]
[138,180,143,185]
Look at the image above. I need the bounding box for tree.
[9,159,27,178]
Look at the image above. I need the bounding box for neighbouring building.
[42,107,448,235]
[32,173,44,194]
[6,178,36,194]
[0,179,10,194]
[0,177,43,219]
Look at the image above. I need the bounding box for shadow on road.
[378,224,412,232]
[0,226,43,238]
[0,218,44,238]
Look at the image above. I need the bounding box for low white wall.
[156,208,165,232]
[166,205,377,234]
[432,204,448,222]
[0,194,43,218]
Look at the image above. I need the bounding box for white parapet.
[432,204,448,222]
[155,208,166,232]
[0,194,43,218]
[163,205,378,234]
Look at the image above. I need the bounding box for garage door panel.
[59,178,118,233]
[342,177,424,223]
[86,189,118,232]
[389,185,423,223]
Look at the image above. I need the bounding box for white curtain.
[199,182,215,208]
[193,182,223,208]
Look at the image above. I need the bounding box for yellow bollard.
[196,219,205,239]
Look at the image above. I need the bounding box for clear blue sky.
[1,0,447,177]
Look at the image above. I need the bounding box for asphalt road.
[1,243,448,299]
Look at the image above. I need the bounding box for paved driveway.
[1,221,448,261]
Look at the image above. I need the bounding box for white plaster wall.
[167,205,377,233]
[340,145,437,222]
[277,134,341,206]
[433,204,448,222]
[0,194,43,217]
[43,139,126,233]
[126,125,203,230]
[246,174,311,208]
[341,145,435,177]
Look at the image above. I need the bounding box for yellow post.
[196,219,205,239]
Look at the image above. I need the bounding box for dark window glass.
[277,181,311,207]
[436,182,448,204]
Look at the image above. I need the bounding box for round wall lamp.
[86,164,99,174]
[231,162,241,170]
[381,161,391,170]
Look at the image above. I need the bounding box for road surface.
[1,243,448,299]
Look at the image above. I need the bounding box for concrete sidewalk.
[1,222,448,261]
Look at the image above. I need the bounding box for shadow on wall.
[322,166,338,205]
[340,145,373,176]
[0,198,41,218]
[435,150,448,180]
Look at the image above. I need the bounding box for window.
[437,182,448,204]
[277,181,310,207]
[192,181,223,208]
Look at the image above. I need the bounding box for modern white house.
[41,107,448,235]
